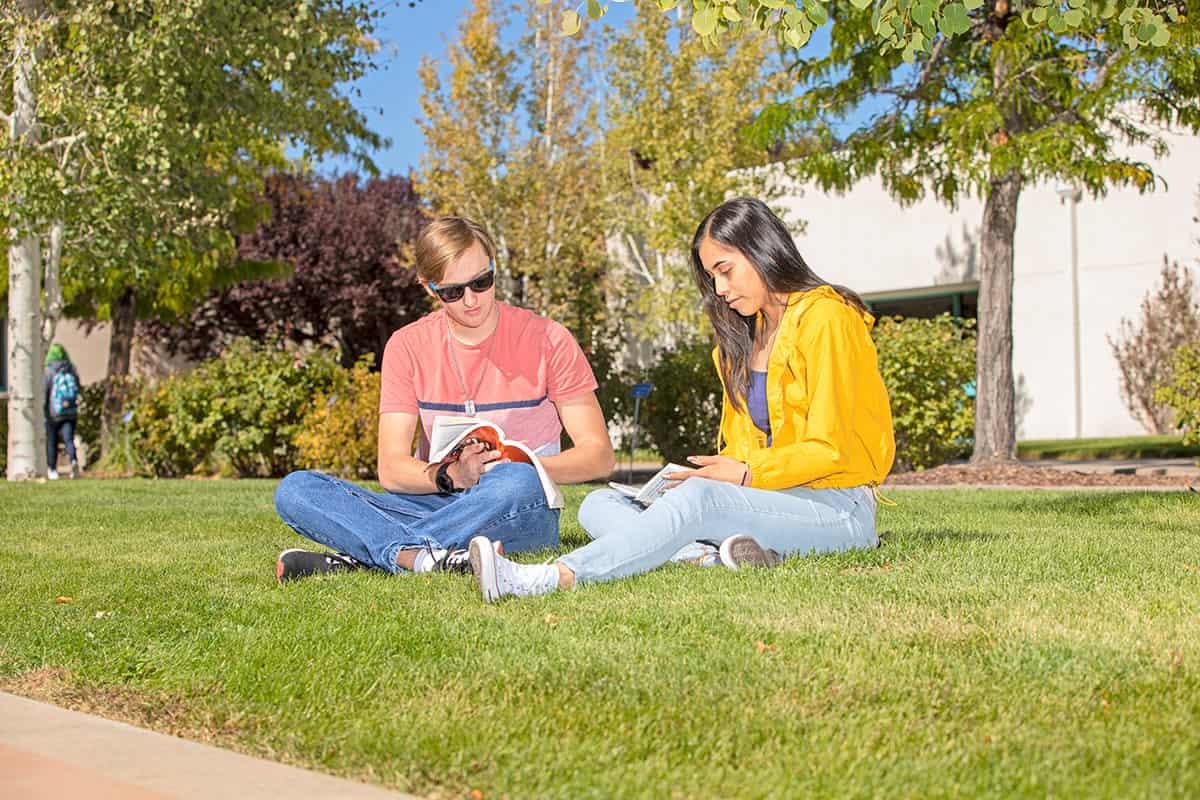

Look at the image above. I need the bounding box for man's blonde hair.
[414,216,497,283]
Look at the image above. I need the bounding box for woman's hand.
[668,455,750,486]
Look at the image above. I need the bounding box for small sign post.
[629,382,653,482]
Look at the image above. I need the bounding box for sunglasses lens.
[469,271,496,292]
[435,269,494,303]
[434,271,494,304]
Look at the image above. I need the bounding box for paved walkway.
[0,692,415,800]
[1021,457,1199,477]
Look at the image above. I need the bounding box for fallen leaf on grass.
[94,611,114,619]
[470,790,484,800]
[755,640,777,655]
[543,614,560,627]
[52,597,73,604]
[1169,648,1184,674]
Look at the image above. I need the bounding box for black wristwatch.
[434,462,461,494]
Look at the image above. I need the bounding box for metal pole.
[1068,188,1082,439]
[629,395,641,483]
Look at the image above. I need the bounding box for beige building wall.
[46,321,111,386]
[779,126,1200,440]
[2,321,187,399]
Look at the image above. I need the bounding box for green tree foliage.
[738,1,1195,463]
[555,0,1183,55]
[662,0,1195,462]
[873,314,976,470]
[603,4,791,343]
[554,1,1195,466]
[3,0,382,479]
[1155,342,1200,446]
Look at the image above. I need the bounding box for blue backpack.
[50,367,80,419]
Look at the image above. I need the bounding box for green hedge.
[0,397,6,477]
[1156,342,1200,446]
[294,355,381,479]
[873,314,976,471]
[129,340,341,477]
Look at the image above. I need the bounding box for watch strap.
[435,461,459,494]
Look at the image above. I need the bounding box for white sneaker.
[469,536,559,603]
[670,541,721,567]
[46,469,59,481]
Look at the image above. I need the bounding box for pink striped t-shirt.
[380,303,598,460]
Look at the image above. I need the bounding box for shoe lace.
[331,552,362,570]
[434,547,472,573]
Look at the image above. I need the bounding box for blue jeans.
[45,417,77,469]
[274,462,559,573]
[562,478,878,584]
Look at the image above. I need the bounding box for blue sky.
[320,0,473,177]
[321,1,638,177]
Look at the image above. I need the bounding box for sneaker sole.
[719,536,781,570]
[469,537,501,603]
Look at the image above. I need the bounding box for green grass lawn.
[1,480,1198,798]
[1018,434,1200,461]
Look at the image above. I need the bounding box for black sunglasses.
[428,261,496,303]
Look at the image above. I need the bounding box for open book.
[428,415,564,509]
[608,463,693,508]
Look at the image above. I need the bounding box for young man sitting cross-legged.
[274,215,615,583]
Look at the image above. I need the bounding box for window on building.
[862,280,979,321]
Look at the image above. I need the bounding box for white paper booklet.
[428,415,564,509]
[608,463,692,508]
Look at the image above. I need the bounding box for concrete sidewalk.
[0,692,415,800]
[1021,457,1200,477]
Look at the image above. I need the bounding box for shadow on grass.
[894,526,1003,548]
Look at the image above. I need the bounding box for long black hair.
[690,197,865,411]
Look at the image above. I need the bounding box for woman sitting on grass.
[468,196,896,602]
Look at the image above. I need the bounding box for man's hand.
[447,441,503,489]
[667,454,749,486]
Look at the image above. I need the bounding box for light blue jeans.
[274,462,559,573]
[562,478,878,584]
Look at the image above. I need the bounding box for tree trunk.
[100,288,137,447]
[7,236,44,481]
[41,219,64,347]
[972,170,1022,463]
[6,0,46,481]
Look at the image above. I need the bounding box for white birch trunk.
[41,219,64,348]
[7,0,46,481]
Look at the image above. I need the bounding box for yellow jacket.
[715,286,895,490]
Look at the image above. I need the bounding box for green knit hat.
[44,343,68,366]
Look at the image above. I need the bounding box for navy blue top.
[748,370,771,445]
